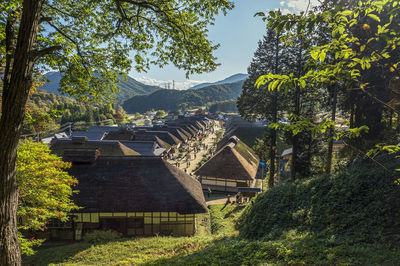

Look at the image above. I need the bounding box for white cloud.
[134,76,208,90]
[280,0,320,14]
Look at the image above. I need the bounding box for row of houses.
[42,116,213,240]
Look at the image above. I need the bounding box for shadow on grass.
[144,234,400,266]
[224,205,246,219]
[22,238,131,266]
[22,241,91,266]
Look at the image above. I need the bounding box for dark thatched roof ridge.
[51,139,140,157]
[70,156,207,214]
[70,131,107,141]
[167,127,192,140]
[195,136,259,180]
[149,127,189,142]
[134,130,182,146]
[179,125,197,137]
[133,135,172,151]
[120,141,165,156]
[103,129,135,141]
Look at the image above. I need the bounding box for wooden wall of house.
[47,212,196,240]
[201,176,251,192]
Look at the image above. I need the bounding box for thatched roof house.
[70,131,107,141]
[151,126,189,142]
[134,129,181,147]
[71,156,207,214]
[178,125,197,138]
[217,126,266,150]
[132,134,172,152]
[51,137,139,162]
[46,156,207,239]
[120,141,166,156]
[195,136,259,192]
[103,128,135,141]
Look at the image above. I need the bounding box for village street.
[169,122,221,174]
[166,122,233,205]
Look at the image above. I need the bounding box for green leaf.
[367,14,381,22]
[319,51,327,62]
[310,49,319,60]
[341,10,352,16]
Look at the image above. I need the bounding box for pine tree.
[238,29,289,187]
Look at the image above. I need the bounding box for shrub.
[83,230,121,244]
[238,154,400,243]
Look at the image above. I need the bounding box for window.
[47,219,72,228]
[127,218,144,229]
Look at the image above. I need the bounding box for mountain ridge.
[123,80,245,113]
[188,73,248,90]
[40,71,161,103]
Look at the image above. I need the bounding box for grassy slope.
[24,163,400,266]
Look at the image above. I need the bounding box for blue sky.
[130,0,315,86]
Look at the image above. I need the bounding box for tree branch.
[31,45,62,60]
[45,21,90,73]
[350,86,400,115]
[39,16,52,24]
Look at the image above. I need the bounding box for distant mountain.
[123,80,245,113]
[188,73,249,90]
[40,72,161,103]
[134,77,206,90]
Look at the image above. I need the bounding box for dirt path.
[172,123,222,174]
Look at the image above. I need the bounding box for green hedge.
[238,154,400,243]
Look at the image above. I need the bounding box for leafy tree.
[238,29,289,186]
[0,0,233,263]
[256,0,400,176]
[16,140,77,255]
[209,99,238,113]
[154,110,167,119]
[113,111,125,126]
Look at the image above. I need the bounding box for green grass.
[208,204,244,236]
[23,199,400,265]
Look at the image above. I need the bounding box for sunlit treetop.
[255,0,400,92]
[0,0,234,101]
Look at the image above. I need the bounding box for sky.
[130,0,318,88]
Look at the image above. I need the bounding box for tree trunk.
[350,102,354,129]
[268,123,276,188]
[326,85,338,174]
[0,1,44,265]
[290,85,300,181]
[268,32,280,188]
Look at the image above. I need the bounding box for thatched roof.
[168,120,200,133]
[133,134,172,151]
[134,130,181,146]
[120,141,165,156]
[88,126,122,133]
[103,128,135,141]
[178,125,197,137]
[217,126,266,150]
[195,121,205,130]
[151,127,189,142]
[195,136,259,180]
[51,138,140,160]
[169,127,192,139]
[70,157,207,214]
[71,131,107,141]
